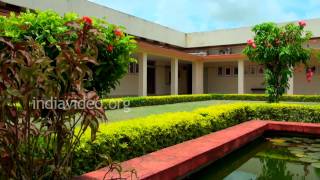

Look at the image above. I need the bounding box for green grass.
[105,100,319,122]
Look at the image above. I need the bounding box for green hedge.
[73,103,320,175]
[102,94,320,110]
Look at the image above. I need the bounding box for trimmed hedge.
[102,94,320,110]
[74,103,320,175]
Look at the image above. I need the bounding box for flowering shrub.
[0,10,135,179]
[244,21,312,102]
[0,10,136,96]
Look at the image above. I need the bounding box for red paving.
[76,120,320,180]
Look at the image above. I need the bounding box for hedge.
[73,103,320,175]
[102,94,320,110]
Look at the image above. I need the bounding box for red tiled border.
[76,120,320,180]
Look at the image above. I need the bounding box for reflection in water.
[185,136,320,180]
[257,157,294,180]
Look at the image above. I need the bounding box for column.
[238,60,245,94]
[138,52,147,96]
[192,61,204,94]
[171,58,178,95]
[287,75,294,95]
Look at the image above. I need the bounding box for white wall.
[205,61,265,94]
[294,59,320,95]
[109,74,139,96]
[206,62,238,94]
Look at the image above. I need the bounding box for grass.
[105,100,319,122]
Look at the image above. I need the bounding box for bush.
[74,103,320,175]
[0,10,136,95]
[102,94,320,110]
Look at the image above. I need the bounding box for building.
[2,0,320,96]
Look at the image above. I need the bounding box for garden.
[1,9,320,180]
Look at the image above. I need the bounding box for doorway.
[147,61,156,95]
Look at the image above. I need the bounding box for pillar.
[192,61,204,94]
[171,58,179,95]
[138,52,147,96]
[238,60,245,94]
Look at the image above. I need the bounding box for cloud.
[90,0,320,32]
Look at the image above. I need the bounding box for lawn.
[105,100,319,122]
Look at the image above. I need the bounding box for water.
[185,135,320,180]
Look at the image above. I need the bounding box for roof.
[3,0,320,48]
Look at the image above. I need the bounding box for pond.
[184,134,320,180]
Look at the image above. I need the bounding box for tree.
[243,21,312,102]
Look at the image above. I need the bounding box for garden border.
[103,94,320,110]
[77,120,320,180]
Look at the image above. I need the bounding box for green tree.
[243,21,312,102]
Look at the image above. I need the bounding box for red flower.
[306,68,314,82]
[107,45,114,52]
[247,39,254,45]
[114,28,123,37]
[82,16,93,25]
[298,20,306,28]
[252,43,257,49]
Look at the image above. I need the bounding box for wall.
[243,61,265,94]
[294,59,320,95]
[186,19,320,48]
[109,74,139,96]
[205,61,264,94]
[206,62,238,94]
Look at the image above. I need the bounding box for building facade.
[3,0,320,96]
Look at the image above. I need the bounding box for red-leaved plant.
[0,14,108,179]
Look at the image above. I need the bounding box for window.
[225,67,232,76]
[128,63,139,74]
[249,66,256,75]
[218,67,223,76]
[258,65,264,75]
[234,67,238,76]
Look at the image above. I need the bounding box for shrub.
[102,94,320,110]
[74,103,320,175]
[0,10,122,179]
[0,10,136,96]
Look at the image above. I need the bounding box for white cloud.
[90,0,320,32]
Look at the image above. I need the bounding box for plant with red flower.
[247,39,256,48]
[114,28,123,37]
[298,20,306,28]
[247,39,254,45]
[82,16,93,25]
[244,22,312,102]
[306,68,314,82]
[107,45,114,52]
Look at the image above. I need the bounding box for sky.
[90,0,320,33]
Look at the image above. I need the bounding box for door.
[187,64,192,94]
[147,61,156,95]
